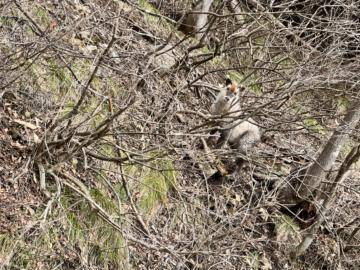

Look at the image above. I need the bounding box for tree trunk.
[228,0,246,23]
[278,99,360,204]
[297,100,360,199]
[292,144,360,258]
[195,0,214,39]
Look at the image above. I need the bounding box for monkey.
[210,78,262,167]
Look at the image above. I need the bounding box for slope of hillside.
[1,1,359,269]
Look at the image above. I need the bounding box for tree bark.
[292,144,360,258]
[278,99,360,204]
[297,100,360,199]
[195,0,214,39]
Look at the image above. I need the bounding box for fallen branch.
[201,138,228,176]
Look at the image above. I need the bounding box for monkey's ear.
[225,78,232,86]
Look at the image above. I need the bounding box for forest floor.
[0,1,359,269]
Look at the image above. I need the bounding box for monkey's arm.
[210,88,228,115]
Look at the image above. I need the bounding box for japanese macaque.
[210,79,262,164]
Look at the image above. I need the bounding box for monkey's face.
[225,78,238,94]
[225,83,242,102]
[228,82,238,94]
[225,79,245,96]
[222,87,237,111]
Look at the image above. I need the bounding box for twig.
[63,35,117,122]
[38,163,46,191]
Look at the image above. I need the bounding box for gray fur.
[210,85,261,157]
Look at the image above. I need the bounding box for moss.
[82,187,127,267]
[1,224,62,268]
[138,170,167,213]
[98,142,115,156]
[29,58,74,102]
[340,142,355,161]
[303,117,326,134]
[201,46,211,54]
[29,57,125,122]
[294,103,327,135]
[107,77,123,96]
[274,215,301,246]
[276,56,293,69]
[167,205,184,229]
[138,0,161,27]
[34,6,52,27]
[247,251,260,270]
[48,59,73,92]
[72,58,93,82]
[337,96,350,114]
[138,0,174,33]
[90,75,103,90]
[228,71,244,83]
[249,82,263,94]
[0,16,16,27]
[139,0,160,14]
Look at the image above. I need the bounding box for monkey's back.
[227,118,261,152]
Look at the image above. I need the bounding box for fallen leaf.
[25,111,31,118]
[262,254,272,270]
[49,20,58,31]
[10,141,26,150]
[70,37,85,48]
[13,119,37,130]
[33,133,41,144]
[83,45,98,54]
